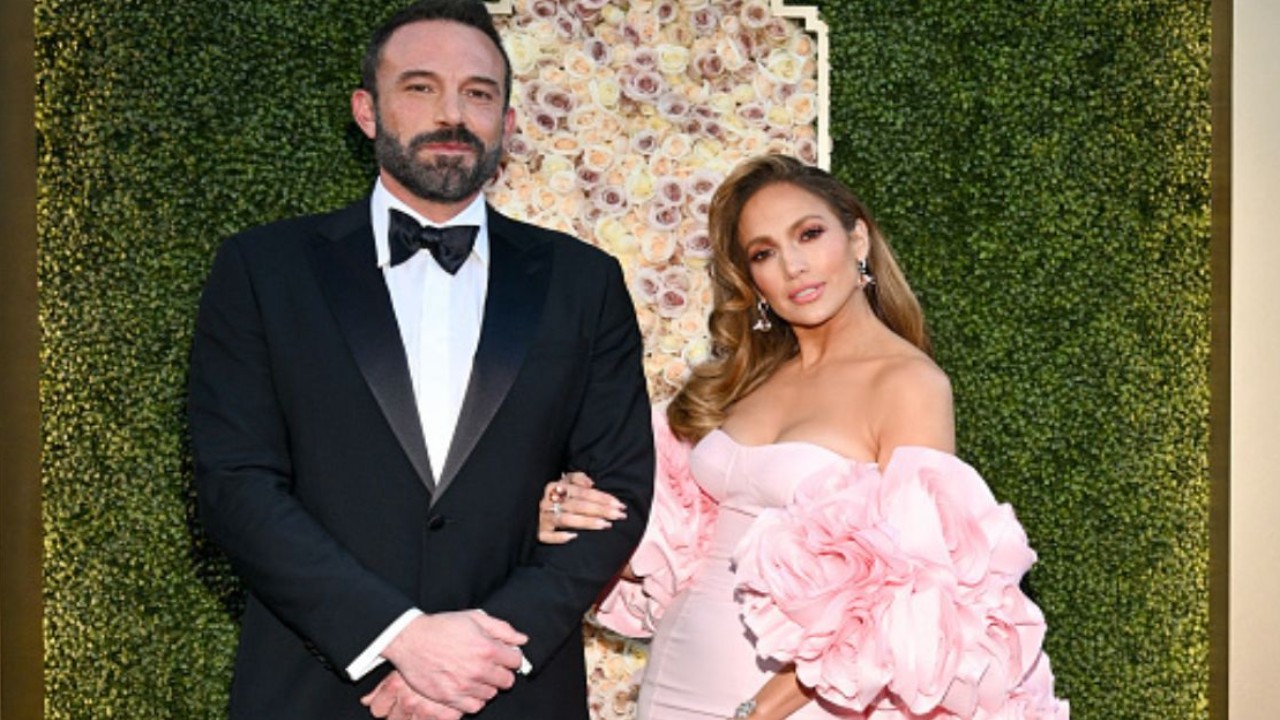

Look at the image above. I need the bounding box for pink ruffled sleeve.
[595,407,719,638]
[733,447,1069,719]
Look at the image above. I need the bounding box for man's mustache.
[408,126,485,153]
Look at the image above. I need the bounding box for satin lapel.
[434,209,551,501]
[310,201,435,490]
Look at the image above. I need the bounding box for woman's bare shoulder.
[869,349,955,459]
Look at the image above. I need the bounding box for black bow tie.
[388,208,480,274]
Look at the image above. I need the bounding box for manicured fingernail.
[597,520,612,529]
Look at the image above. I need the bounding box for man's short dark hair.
[361,0,513,108]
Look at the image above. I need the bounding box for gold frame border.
[1208,0,1230,715]
[0,0,43,716]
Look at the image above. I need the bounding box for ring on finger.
[551,501,562,520]
[550,483,568,503]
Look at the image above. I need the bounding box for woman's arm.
[733,666,813,720]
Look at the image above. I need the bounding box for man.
[187,2,654,718]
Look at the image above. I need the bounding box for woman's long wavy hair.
[668,154,930,442]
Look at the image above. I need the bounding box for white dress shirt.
[345,180,489,680]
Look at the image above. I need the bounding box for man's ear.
[352,89,377,140]
[503,105,516,138]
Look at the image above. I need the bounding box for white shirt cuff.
[345,608,424,681]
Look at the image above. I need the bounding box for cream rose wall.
[490,0,826,405]
[1229,0,1280,717]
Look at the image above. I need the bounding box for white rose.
[655,44,691,76]
[600,5,625,25]
[546,132,583,156]
[657,92,690,121]
[680,228,714,264]
[622,69,665,103]
[626,11,660,44]
[763,48,805,85]
[789,31,815,59]
[563,48,596,79]
[640,230,678,264]
[541,154,575,176]
[536,85,575,117]
[715,35,749,72]
[730,81,756,104]
[656,176,686,205]
[661,265,692,291]
[659,133,693,160]
[591,183,629,216]
[566,106,600,133]
[594,215,637,255]
[581,143,616,172]
[690,5,720,35]
[548,170,578,195]
[538,67,570,87]
[656,332,686,354]
[687,169,721,199]
[624,165,657,204]
[766,104,794,127]
[630,266,664,302]
[751,72,777,103]
[675,309,707,337]
[682,336,712,367]
[787,92,819,125]
[647,203,683,233]
[740,0,769,29]
[634,304,658,337]
[589,77,622,109]
[505,33,543,76]
[661,355,691,386]
[583,37,612,66]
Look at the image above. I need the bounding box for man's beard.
[374,113,503,203]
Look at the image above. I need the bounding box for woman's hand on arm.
[537,472,628,544]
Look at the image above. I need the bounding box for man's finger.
[471,612,527,647]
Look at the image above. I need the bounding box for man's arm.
[479,256,655,670]
[189,236,415,666]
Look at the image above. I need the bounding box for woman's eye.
[800,226,824,241]
[750,248,774,263]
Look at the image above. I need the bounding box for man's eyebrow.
[395,69,502,92]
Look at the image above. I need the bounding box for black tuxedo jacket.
[188,198,654,719]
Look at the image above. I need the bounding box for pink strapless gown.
[637,429,863,720]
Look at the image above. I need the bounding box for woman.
[542,155,1066,720]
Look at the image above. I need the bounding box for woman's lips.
[789,282,824,304]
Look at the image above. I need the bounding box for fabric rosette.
[596,407,718,637]
[733,447,1068,719]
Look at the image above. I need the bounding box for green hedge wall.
[36,0,1210,718]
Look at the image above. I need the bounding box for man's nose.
[435,89,464,126]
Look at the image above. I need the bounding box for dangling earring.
[857,258,876,289]
[752,297,772,332]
